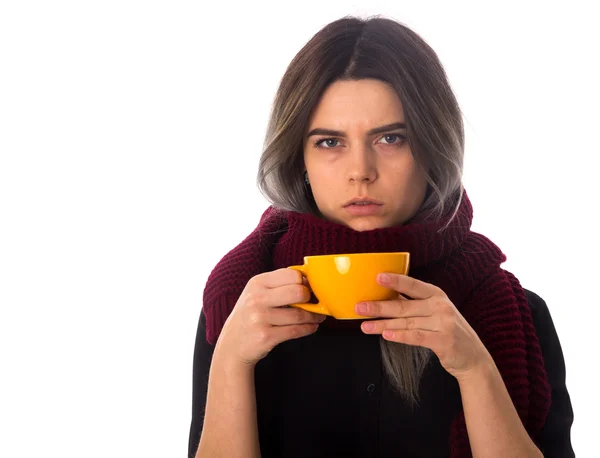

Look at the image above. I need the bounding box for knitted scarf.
[202,191,551,456]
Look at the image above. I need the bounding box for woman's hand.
[214,268,326,369]
[355,273,492,381]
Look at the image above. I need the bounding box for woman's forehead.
[307,80,405,132]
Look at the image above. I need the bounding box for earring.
[304,171,310,185]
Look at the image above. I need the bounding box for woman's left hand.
[355,273,493,382]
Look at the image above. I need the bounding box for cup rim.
[303,252,409,260]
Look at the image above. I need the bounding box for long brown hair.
[257,15,465,405]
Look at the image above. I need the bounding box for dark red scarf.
[202,191,551,456]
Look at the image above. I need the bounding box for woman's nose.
[347,148,378,183]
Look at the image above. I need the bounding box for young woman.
[189,16,574,458]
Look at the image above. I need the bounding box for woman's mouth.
[344,200,383,216]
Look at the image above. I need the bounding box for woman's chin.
[343,216,397,232]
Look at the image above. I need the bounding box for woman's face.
[303,79,428,232]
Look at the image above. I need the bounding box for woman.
[189,16,574,457]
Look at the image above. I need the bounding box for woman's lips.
[344,203,383,216]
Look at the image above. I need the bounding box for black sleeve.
[525,289,575,457]
[188,310,215,458]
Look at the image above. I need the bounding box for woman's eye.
[314,138,340,148]
[378,134,406,145]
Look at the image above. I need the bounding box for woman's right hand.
[213,268,326,368]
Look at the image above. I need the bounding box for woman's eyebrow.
[306,122,407,138]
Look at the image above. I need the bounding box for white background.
[1,1,598,456]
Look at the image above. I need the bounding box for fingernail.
[362,322,374,332]
[356,302,368,314]
[383,330,394,339]
[378,273,390,284]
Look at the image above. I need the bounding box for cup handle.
[288,265,332,316]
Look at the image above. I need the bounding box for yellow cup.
[288,252,410,319]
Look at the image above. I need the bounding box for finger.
[381,328,442,350]
[268,307,327,326]
[245,284,311,309]
[361,316,440,334]
[269,323,320,345]
[355,298,433,318]
[377,273,444,300]
[254,268,304,288]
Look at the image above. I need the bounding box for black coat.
[188,289,574,457]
